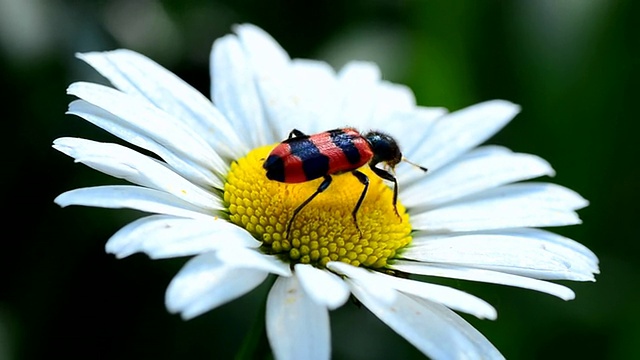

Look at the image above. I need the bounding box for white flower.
[54,24,599,360]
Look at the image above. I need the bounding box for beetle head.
[364,131,402,169]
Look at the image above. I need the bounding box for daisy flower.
[54,24,599,359]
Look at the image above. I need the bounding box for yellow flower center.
[223,145,413,268]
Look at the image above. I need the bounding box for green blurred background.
[1,0,636,359]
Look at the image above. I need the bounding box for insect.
[263,128,427,237]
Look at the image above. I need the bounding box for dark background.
[1,0,637,359]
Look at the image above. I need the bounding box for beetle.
[263,127,427,237]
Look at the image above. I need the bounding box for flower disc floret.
[224,145,413,268]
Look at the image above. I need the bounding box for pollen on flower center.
[223,145,413,268]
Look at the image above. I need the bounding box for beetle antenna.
[402,157,428,172]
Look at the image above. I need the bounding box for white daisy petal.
[67,82,220,166]
[238,65,296,140]
[390,261,575,300]
[267,275,331,360]
[211,34,268,149]
[105,215,260,259]
[379,107,443,165]
[367,271,497,320]
[77,50,246,160]
[215,248,292,277]
[411,183,587,232]
[347,279,504,360]
[411,297,505,359]
[460,182,588,211]
[335,61,381,126]
[290,59,341,133]
[404,230,597,281]
[294,264,350,310]
[54,185,214,220]
[326,262,397,304]
[245,58,341,139]
[234,23,347,138]
[372,80,417,115]
[338,61,381,85]
[67,99,223,189]
[165,252,269,320]
[235,23,291,75]
[329,262,495,320]
[53,137,222,211]
[249,58,340,138]
[504,228,599,270]
[67,83,227,187]
[401,146,555,208]
[234,24,298,139]
[404,100,521,181]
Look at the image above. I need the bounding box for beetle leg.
[286,175,332,237]
[288,129,307,139]
[351,170,370,234]
[369,164,400,220]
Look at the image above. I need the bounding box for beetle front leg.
[351,170,370,234]
[369,165,400,220]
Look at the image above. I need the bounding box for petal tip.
[53,192,71,207]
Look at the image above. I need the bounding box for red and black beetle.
[263,128,427,236]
